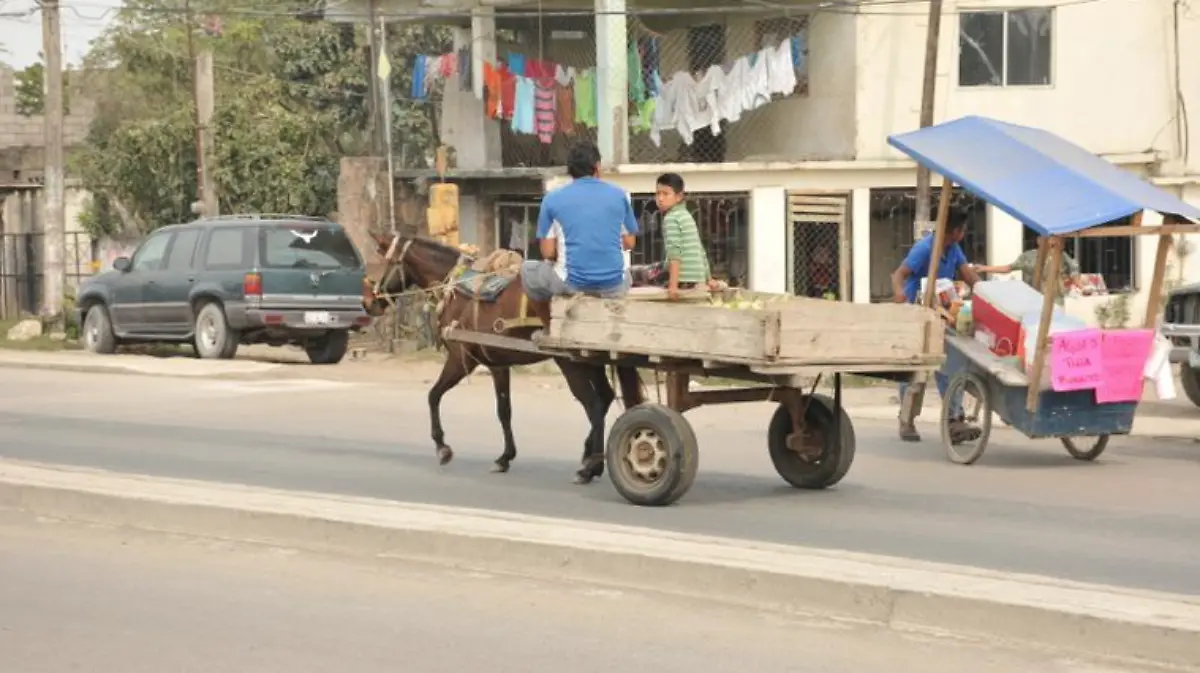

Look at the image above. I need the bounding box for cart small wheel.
[1061,435,1109,461]
[605,403,699,507]
[767,393,856,490]
[941,372,993,465]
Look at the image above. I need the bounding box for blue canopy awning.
[887,116,1200,236]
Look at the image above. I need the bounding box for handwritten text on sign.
[1095,329,1155,404]
[1049,329,1103,392]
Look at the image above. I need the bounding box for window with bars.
[1021,219,1135,292]
[630,192,750,287]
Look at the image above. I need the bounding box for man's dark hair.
[566,141,602,179]
[656,172,685,194]
[947,217,968,233]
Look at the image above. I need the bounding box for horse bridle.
[372,234,414,303]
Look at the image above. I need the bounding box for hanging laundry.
[534,78,557,144]
[714,58,748,126]
[528,59,555,79]
[511,75,537,134]
[500,66,517,119]
[631,98,655,134]
[556,81,576,136]
[766,39,798,97]
[650,71,701,146]
[743,49,772,111]
[507,53,527,77]
[694,64,724,135]
[411,55,428,101]
[627,42,645,103]
[439,53,456,78]
[483,62,502,117]
[555,64,576,87]
[639,37,661,97]
[574,69,598,128]
[458,46,472,92]
[791,34,807,71]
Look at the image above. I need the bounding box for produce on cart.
[889,115,1200,465]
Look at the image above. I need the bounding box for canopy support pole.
[902,178,955,427]
[1026,237,1063,412]
[1144,233,1174,329]
[1032,236,1048,289]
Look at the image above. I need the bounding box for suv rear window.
[259,224,361,269]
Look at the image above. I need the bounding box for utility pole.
[41,0,66,325]
[185,3,218,217]
[913,0,944,240]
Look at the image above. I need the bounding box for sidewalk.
[2,346,1198,439]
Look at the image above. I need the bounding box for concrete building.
[329,0,1200,326]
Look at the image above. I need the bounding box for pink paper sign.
[1049,329,1103,392]
[1095,329,1155,404]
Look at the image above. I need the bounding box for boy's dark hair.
[566,141,602,179]
[656,172,685,194]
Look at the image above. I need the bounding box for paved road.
[1,509,1179,673]
[2,367,1198,594]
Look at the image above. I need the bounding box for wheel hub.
[786,428,825,463]
[622,428,668,484]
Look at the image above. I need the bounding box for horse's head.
[361,232,466,317]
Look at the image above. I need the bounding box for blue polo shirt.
[536,177,640,290]
[902,233,968,303]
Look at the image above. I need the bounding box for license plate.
[304,311,333,326]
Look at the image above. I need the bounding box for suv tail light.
[243,272,263,297]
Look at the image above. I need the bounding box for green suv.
[76,214,369,364]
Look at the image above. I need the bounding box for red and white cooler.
[972,280,1063,357]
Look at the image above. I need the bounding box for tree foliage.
[13,59,72,116]
[71,0,450,237]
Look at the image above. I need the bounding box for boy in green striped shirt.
[656,173,716,301]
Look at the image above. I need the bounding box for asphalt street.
[1,366,1198,594]
[0,509,1180,673]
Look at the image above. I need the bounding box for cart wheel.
[606,403,700,507]
[767,393,856,489]
[1061,435,1109,461]
[941,372,993,465]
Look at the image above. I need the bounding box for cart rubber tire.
[941,371,993,466]
[1061,435,1109,461]
[82,304,118,355]
[767,393,856,490]
[1181,365,1200,409]
[605,403,699,507]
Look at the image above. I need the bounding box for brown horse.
[364,233,646,484]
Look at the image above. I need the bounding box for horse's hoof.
[491,461,510,474]
[437,446,454,465]
[573,471,597,485]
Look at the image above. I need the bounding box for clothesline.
[410,33,807,147]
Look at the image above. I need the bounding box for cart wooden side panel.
[546,294,945,366]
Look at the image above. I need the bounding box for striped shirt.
[661,203,710,283]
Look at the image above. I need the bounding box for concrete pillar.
[748,186,786,293]
[851,188,871,303]
[986,204,1025,269]
[444,14,501,170]
[594,0,628,166]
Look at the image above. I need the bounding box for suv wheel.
[305,330,350,365]
[194,302,239,360]
[82,304,118,354]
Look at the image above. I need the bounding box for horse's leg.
[489,366,518,473]
[614,365,646,410]
[556,359,613,485]
[429,344,478,465]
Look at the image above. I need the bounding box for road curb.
[0,460,1196,668]
[0,354,283,379]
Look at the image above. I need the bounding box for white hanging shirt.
[555,64,576,87]
[694,65,724,135]
[766,39,798,96]
[651,71,702,146]
[743,49,773,112]
[713,58,749,127]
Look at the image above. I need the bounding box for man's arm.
[535,198,557,260]
[973,263,1013,275]
[891,242,929,303]
[663,211,684,299]
[620,193,639,250]
[958,263,981,288]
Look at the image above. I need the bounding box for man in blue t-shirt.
[522,141,638,304]
[891,218,981,443]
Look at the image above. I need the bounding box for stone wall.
[0,65,95,175]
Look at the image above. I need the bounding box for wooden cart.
[446,289,944,506]
[889,115,1200,465]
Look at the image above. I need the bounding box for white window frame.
[957,6,1056,89]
